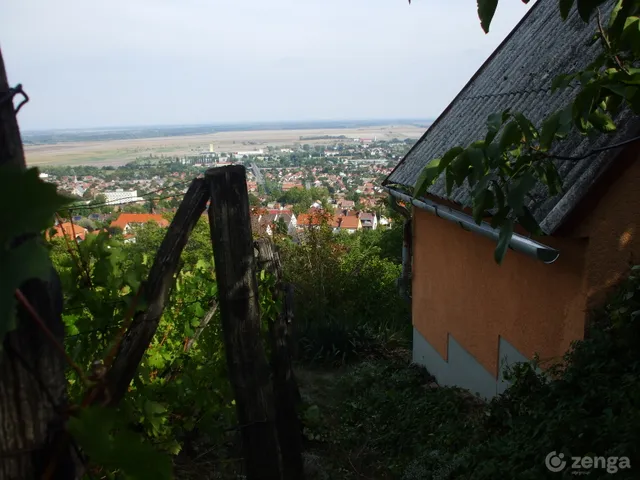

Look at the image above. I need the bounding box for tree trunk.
[254,238,305,480]
[206,166,282,480]
[0,48,75,480]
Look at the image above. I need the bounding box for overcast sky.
[1,0,533,131]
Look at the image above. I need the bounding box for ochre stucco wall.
[412,144,640,378]
[412,208,588,378]
[561,144,640,312]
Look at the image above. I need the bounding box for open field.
[24,125,426,167]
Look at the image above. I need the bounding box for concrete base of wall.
[412,327,529,399]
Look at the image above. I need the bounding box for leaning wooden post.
[105,178,209,405]
[254,239,305,480]
[206,166,282,480]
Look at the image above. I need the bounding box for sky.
[1,0,534,131]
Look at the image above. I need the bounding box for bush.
[448,266,640,479]
[76,217,97,231]
[308,267,640,479]
[279,224,410,365]
[389,265,640,479]
[331,359,482,478]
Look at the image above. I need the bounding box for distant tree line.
[298,135,348,141]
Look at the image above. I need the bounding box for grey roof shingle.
[384,0,640,234]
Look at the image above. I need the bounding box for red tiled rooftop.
[110,213,169,230]
[339,216,361,229]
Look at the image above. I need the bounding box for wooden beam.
[206,165,282,480]
[105,178,209,405]
[254,238,305,480]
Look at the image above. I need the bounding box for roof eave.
[384,186,559,264]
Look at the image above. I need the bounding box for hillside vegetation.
[46,210,640,479]
[295,264,640,480]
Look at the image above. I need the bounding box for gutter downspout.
[384,187,559,264]
[388,197,412,303]
[400,217,412,303]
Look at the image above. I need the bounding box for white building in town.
[233,149,264,158]
[103,189,144,205]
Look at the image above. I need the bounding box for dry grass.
[24,125,425,167]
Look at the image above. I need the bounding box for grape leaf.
[478,0,499,33]
[495,219,515,265]
[0,240,52,350]
[560,0,575,20]
[0,167,72,244]
[68,406,173,480]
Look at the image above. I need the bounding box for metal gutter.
[384,187,560,264]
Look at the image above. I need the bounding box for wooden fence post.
[254,238,304,480]
[105,178,209,405]
[206,166,282,480]
[0,48,76,480]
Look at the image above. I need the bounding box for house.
[48,222,88,242]
[251,210,297,237]
[103,189,143,205]
[297,210,339,231]
[110,213,169,235]
[382,0,640,399]
[282,182,304,191]
[278,212,298,236]
[339,215,362,234]
[296,211,324,229]
[71,185,86,197]
[358,212,378,230]
[251,215,273,237]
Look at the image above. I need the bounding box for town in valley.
[32,123,425,241]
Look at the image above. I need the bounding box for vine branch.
[15,289,88,385]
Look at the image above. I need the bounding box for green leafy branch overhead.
[412,0,640,264]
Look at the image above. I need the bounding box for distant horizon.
[20,118,434,135]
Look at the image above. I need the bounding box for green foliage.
[257,269,283,328]
[297,358,482,479]
[68,406,173,480]
[414,1,640,264]
[446,266,640,479]
[337,361,478,469]
[55,231,146,385]
[477,0,499,33]
[278,186,329,209]
[476,0,614,33]
[279,223,409,365]
[0,167,72,349]
[50,218,238,477]
[303,268,640,479]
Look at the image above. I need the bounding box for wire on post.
[0,83,29,114]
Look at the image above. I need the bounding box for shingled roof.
[384,0,640,234]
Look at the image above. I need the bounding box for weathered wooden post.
[106,178,209,405]
[0,48,76,480]
[206,165,282,480]
[255,238,304,480]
